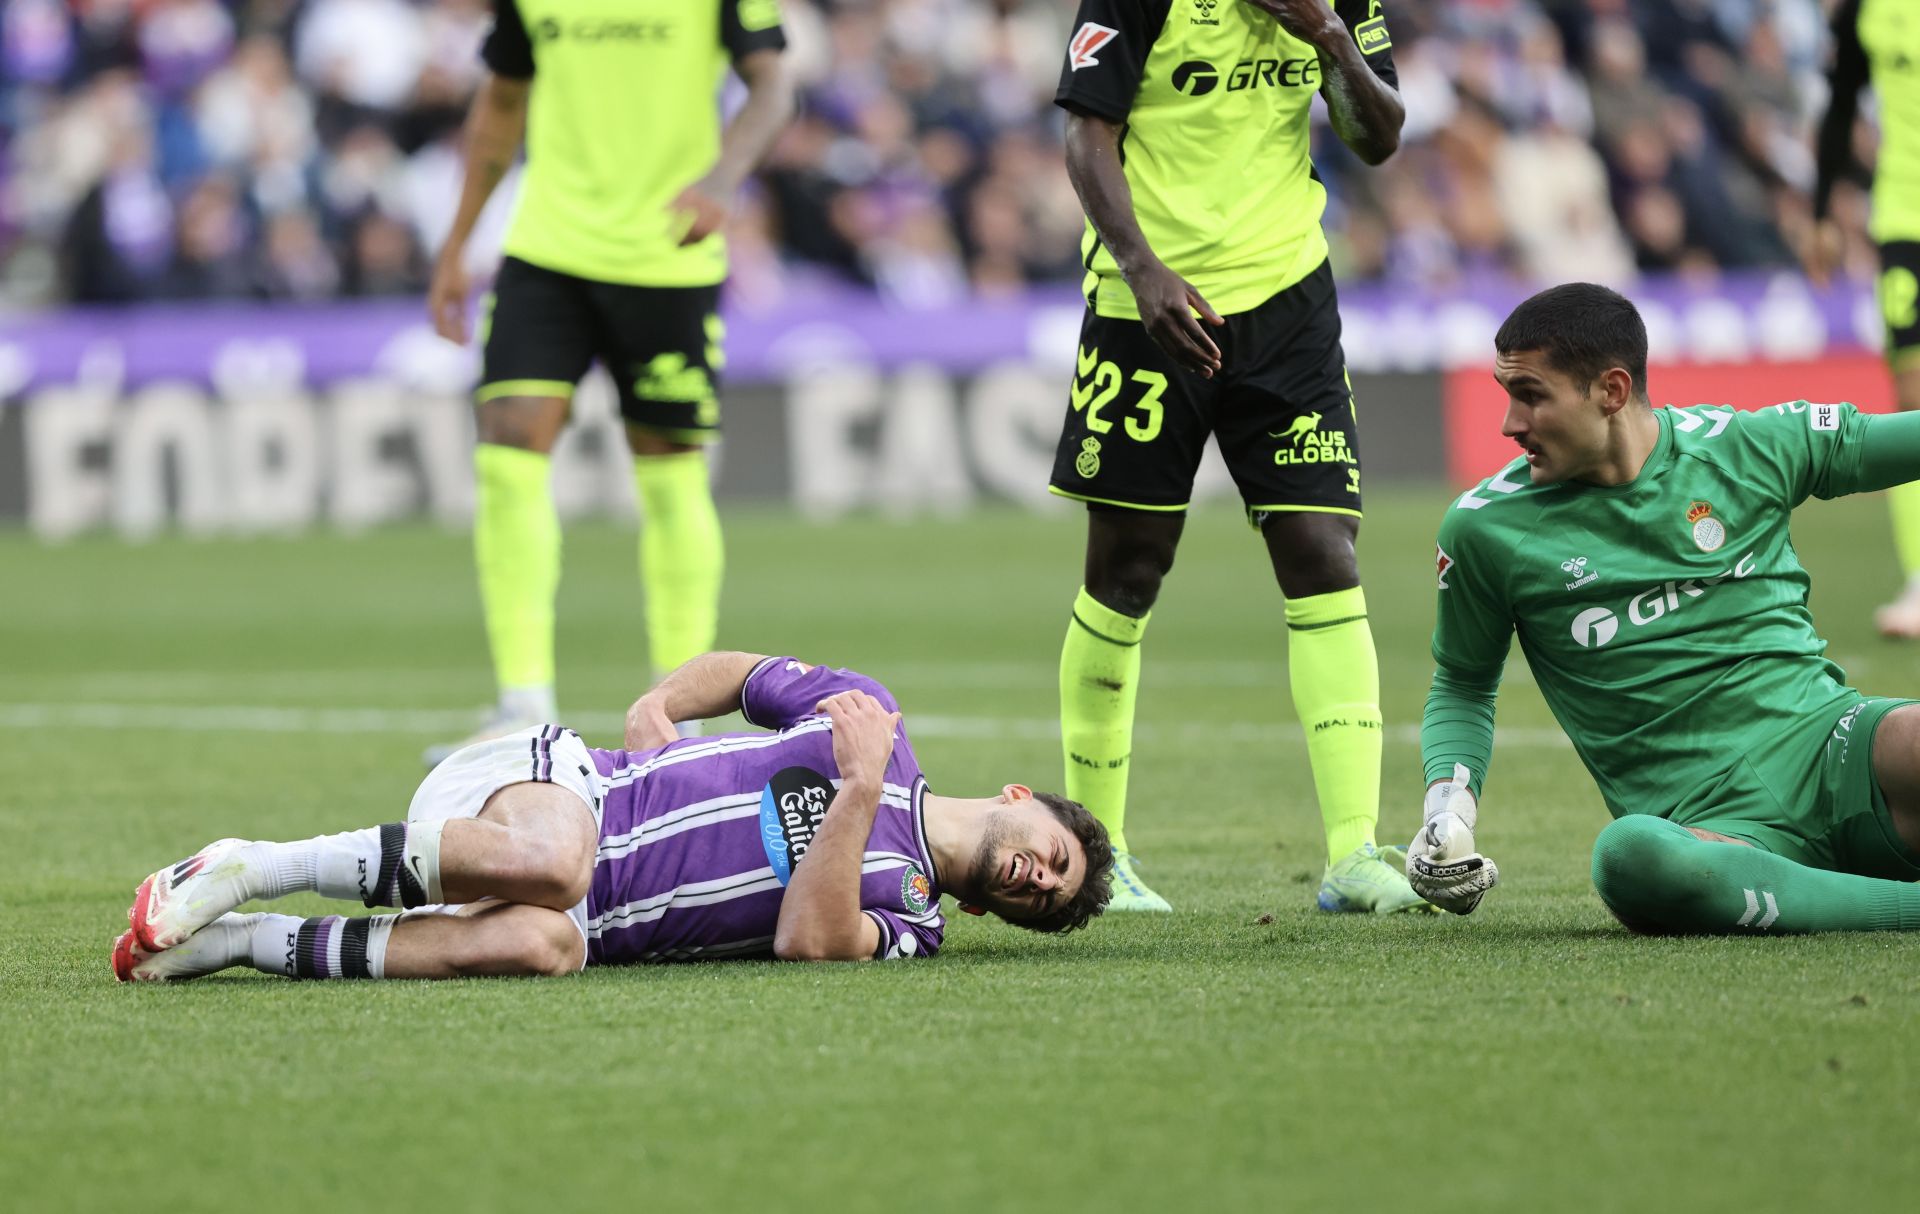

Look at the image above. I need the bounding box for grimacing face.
[1494,349,1616,485]
[964,793,1086,924]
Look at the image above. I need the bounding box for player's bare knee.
[476,396,566,452]
[1089,561,1168,617]
[1262,515,1359,598]
[521,914,586,976]
[510,831,593,909]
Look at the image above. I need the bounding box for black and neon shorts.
[1048,259,1361,520]
[1877,241,1920,369]
[1671,694,1920,881]
[478,256,724,443]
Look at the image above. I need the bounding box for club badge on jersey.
[1687,501,1726,553]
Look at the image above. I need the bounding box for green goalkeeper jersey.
[1425,402,1918,820]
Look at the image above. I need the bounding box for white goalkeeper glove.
[1405,763,1499,914]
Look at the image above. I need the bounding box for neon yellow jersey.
[1859,0,1920,241]
[481,0,785,286]
[1053,0,1395,320]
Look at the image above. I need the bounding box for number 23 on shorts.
[1073,346,1167,443]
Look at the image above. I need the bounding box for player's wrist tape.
[1424,762,1478,828]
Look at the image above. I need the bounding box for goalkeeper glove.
[1405,763,1499,914]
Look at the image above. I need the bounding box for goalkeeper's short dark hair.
[1018,792,1113,934]
[1495,283,1649,401]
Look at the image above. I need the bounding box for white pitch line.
[0,702,1575,748]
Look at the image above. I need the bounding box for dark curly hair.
[1010,792,1114,934]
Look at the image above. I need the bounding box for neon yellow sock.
[1285,586,1381,863]
[473,443,559,693]
[1889,481,1920,579]
[1059,587,1148,856]
[633,451,724,672]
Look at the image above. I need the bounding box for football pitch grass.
[4,488,1918,1212]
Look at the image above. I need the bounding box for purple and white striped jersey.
[582,658,944,964]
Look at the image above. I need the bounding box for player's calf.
[384,902,584,978]
[1591,814,1920,934]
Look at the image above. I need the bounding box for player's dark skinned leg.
[1591,707,1920,934]
[1258,511,1392,882]
[1257,512,1359,598]
[478,395,570,454]
[1082,507,1185,618]
[1059,508,1182,879]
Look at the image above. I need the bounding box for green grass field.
[4,488,1918,1213]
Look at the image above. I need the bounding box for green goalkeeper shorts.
[1672,695,1920,880]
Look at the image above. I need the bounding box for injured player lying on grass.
[114,653,1114,981]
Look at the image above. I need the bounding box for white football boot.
[128,838,256,951]
[113,914,261,983]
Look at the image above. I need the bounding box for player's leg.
[116,901,586,982]
[128,728,601,951]
[1868,703,1920,854]
[609,286,725,735]
[1064,507,1183,909]
[1216,265,1421,913]
[1871,244,1920,635]
[1593,699,1920,933]
[427,258,596,765]
[1048,308,1213,911]
[1589,815,1920,933]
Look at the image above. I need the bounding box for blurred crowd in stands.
[0,0,1871,309]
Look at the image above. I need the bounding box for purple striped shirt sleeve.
[741,658,901,730]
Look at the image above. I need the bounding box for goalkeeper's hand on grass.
[1405,764,1499,914]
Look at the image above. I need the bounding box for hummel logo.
[1561,556,1598,591]
[1736,888,1780,929]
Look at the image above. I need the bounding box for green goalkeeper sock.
[633,451,724,673]
[1060,587,1148,856]
[1890,480,1920,580]
[1591,815,1920,933]
[1285,586,1382,863]
[473,443,559,694]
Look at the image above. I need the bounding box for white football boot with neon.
[128,838,257,951]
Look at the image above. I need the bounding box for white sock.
[500,685,557,721]
[248,822,443,908]
[249,912,398,979]
[675,718,705,739]
[244,828,380,902]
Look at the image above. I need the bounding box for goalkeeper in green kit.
[1408,283,1920,933]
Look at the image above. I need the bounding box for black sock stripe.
[340,919,371,979]
[1070,610,1142,648]
[1286,613,1369,633]
[294,918,323,979]
[371,822,406,907]
[396,860,427,910]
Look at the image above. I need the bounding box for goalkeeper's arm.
[1408,663,1503,913]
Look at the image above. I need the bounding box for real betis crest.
[1687,501,1725,552]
